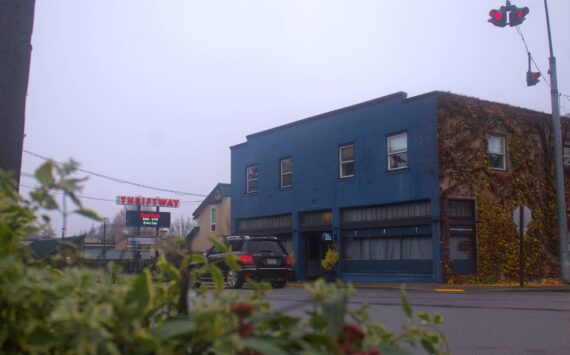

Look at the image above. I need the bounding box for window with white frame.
[280,157,293,188]
[387,132,408,170]
[210,207,217,232]
[339,144,355,178]
[246,165,258,193]
[564,144,570,166]
[488,134,506,170]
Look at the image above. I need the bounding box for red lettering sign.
[116,195,180,208]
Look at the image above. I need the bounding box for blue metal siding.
[231,92,442,282]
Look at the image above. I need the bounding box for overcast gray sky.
[20,0,570,235]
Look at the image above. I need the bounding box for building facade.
[190,183,231,252]
[231,91,570,283]
[0,0,35,183]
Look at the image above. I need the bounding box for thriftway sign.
[116,196,180,208]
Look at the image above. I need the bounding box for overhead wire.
[515,24,570,111]
[19,183,203,204]
[23,149,207,197]
[515,26,551,88]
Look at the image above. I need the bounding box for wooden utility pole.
[0,0,36,184]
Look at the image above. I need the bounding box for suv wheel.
[270,281,287,289]
[226,270,244,289]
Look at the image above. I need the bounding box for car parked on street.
[203,235,293,289]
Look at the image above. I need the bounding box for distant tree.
[169,216,196,238]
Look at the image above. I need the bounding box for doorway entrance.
[303,231,332,279]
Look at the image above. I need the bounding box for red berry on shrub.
[230,302,254,318]
[342,323,365,342]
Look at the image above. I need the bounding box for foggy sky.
[20,0,570,235]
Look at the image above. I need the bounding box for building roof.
[185,226,200,243]
[28,236,84,258]
[231,90,554,149]
[192,183,231,219]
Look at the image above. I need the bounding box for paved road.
[231,286,570,354]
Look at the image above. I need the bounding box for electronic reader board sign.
[125,211,171,228]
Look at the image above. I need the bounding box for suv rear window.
[244,240,286,255]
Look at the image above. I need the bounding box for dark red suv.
[204,236,293,289]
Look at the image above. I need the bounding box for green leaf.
[35,161,55,186]
[420,337,438,354]
[400,284,413,319]
[21,324,55,352]
[209,236,229,253]
[322,292,346,335]
[40,193,59,210]
[150,319,197,340]
[124,270,153,315]
[210,265,224,292]
[75,208,102,221]
[133,331,159,354]
[190,253,207,264]
[241,338,289,355]
[418,312,431,323]
[434,314,444,325]
[224,253,240,271]
[308,313,327,331]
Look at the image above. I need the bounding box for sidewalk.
[287,281,570,293]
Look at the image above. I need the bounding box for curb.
[285,282,570,293]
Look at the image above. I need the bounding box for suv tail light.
[286,255,293,267]
[239,254,255,265]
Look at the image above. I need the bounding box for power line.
[23,149,207,197]
[515,26,551,88]
[19,184,203,204]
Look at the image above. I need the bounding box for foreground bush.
[0,162,449,354]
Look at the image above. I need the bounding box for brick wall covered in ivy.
[437,92,570,282]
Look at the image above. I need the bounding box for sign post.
[513,206,532,287]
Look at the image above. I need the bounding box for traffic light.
[509,6,529,26]
[526,71,540,86]
[489,8,507,27]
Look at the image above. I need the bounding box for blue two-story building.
[230,91,477,283]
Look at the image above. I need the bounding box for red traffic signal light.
[489,9,507,27]
[509,6,529,26]
[526,71,540,86]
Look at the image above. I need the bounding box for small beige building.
[188,183,231,252]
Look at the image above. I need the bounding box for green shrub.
[0,162,449,354]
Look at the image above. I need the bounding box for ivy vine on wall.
[437,93,566,283]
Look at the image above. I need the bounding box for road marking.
[434,288,465,292]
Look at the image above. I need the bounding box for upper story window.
[339,144,355,178]
[488,134,507,170]
[564,144,570,166]
[387,132,408,170]
[246,165,258,193]
[280,157,293,188]
[210,207,217,232]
